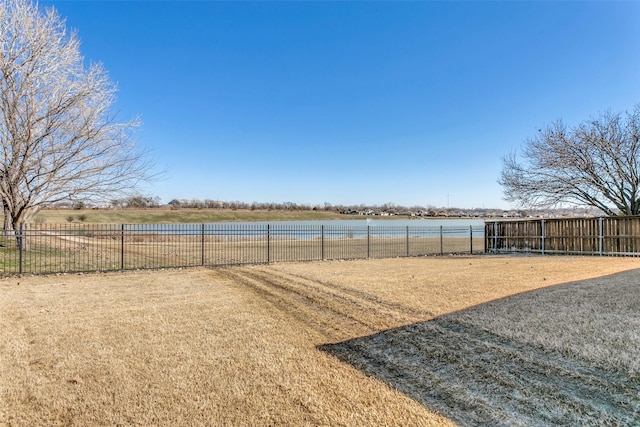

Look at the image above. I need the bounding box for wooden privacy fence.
[0,223,486,275]
[485,216,640,256]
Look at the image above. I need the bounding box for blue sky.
[42,1,640,209]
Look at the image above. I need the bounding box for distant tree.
[124,196,147,208]
[0,0,152,240]
[123,195,160,208]
[111,199,123,209]
[499,106,640,216]
[167,199,181,209]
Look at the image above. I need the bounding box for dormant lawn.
[1,256,638,426]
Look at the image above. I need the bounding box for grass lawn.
[33,208,352,224]
[1,256,638,426]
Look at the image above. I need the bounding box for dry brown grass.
[1,255,639,426]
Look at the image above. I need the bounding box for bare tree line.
[53,197,601,219]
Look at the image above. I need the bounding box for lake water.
[125,218,487,239]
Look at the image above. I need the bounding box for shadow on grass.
[319,270,640,426]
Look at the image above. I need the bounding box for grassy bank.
[33,208,349,224]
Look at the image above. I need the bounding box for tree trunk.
[13,211,35,252]
[2,201,34,251]
[2,200,17,248]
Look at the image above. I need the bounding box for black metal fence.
[0,223,485,275]
[485,216,640,256]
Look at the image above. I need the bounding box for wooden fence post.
[599,217,603,256]
[541,219,545,255]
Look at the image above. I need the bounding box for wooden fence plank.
[485,216,640,256]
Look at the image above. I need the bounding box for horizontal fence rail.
[485,216,640,256]
[0,223,485,275]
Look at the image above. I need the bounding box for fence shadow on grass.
[318,270,640,426]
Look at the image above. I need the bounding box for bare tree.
[499,105,640,216]
[0,0,152,237]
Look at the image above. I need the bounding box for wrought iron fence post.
[440,225,443,255]
[321,225,325,260]
[120,224,125,270]
[493,221,498,253]
[201,223,205,266]
[267,224,271,264]
[406,226,410,257]
[18,222,23,275]
[367,225,371,258]
[470,225,473,254]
